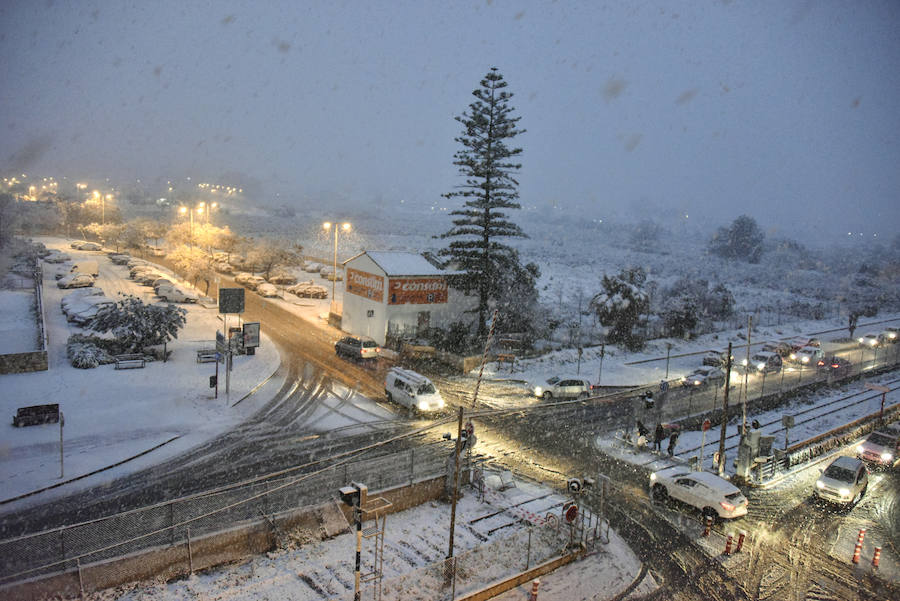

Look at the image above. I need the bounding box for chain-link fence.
[0,441,451,587]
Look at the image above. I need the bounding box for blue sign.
[659,380,669,393]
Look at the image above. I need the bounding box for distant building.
[341,251,472,347]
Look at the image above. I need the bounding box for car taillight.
[719,501,735,512]
[831,363,840,368]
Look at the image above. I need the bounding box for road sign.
[218,287,245,314]
[865,383,890,393]
[702,419,711,432]
[216,330,226,353]
[564,502,578,523]
[659,380,669,393]
[781,414,795,428]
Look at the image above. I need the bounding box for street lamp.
[323,221,351,314]
[179,205,195,252]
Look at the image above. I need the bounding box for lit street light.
[179,205,196,252]
[323,221,351,314]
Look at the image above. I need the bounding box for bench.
[496,353,516,371]
[114,354,146,370]
[13,404,60,427]
[196,349,219,363]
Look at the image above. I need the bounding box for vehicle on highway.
[256,282,279,297]
[856,425,900,469]
[857,333,881,348]
[814,456,868,506]
[702,351,733,367]
[335,335,379,360]
[789,346,825,367]
[384,368,445,412]
[818,356,852,378]
[681,366,726,388]
[739,351,782,374]
[532,376,594,400]
[790,337,820,351]
[881,327,898,343]
[761,341,793,358]
[650,466,749,520]
[57,273,95,289]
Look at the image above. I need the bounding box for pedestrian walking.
[636,420,649,438]
[654,423,665,453]
[667,430,680,457]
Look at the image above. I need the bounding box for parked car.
[268,272,297,285]
[68,298,115,325]
[289,282,328,298]
[233,272,255,285]
[256,282,279,297]
[857,333,882,348]
[136,271,167,286]
[681,366,726,388]
[244,275,267,290]
[126,258,149,269]
[335,335,379,360]
[109,253,131,265]
[156,285,198,303]
[44,251,71,263]
[739,351,782,374]
[384,367,445,412]
[57,273,95,289]
[145,245,166,257]
[304,262,323,273]
[818,356,853,378]
[789,346,825,367]
[814,456,868,506]
[69,240,102,251]
[532,376,593,400]
[213,261,233,274]
[856,425,900,469]
[650,466,749,520]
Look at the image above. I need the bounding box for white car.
[650,466,749,520]
[789,346,825,367]
[384,367,445,412]
[57,273,95,289]
[44,251,71,264]
[857,333,881,348]
[156,285,198,303]
[532,376,594,400]
[856,426,900,469]
[256,282,279,297]
[681,366,726,388]
[814,456,868,506]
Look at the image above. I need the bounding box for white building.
[341,251,471,346]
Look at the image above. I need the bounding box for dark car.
[818,356,852,378]
[335,335,379,360]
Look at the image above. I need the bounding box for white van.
[385,368,445,413]
[70,260,99,277]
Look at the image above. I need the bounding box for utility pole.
[718,342,733,477]
[447,406,465,560]
[59,411,65,479]
[741,316,752,437]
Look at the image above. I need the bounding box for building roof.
[345,251,454,277]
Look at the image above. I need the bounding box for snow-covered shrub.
[66,335,115,369]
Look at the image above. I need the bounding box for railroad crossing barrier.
[736,530,746,553]
[724,532,734,555]
[702,515,712,537]
[529,578,540,601]
[872,547,881,569]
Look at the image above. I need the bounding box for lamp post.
[179,205,195,252]
[323,221,351,314]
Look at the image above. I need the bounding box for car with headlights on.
[739,351,782,374]
[532,376,593,400]
[881,327,898,344]
[814,455,868,506]
[818,356,852,378]
[789,346,825,367]
[650,466,748,520]
[856,426,900,469]
[681,366,726,388]
[857,333,882,348]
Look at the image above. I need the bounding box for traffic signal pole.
[447,406,464,559]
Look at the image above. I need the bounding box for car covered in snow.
[156,285,198,303]
[761,341,793,358]
[243,275,267,290]
[43,250,71,263]
[288,282,328,298]
[108,253,131,265]
[532,376,594,400]
[267,272,297,285]
[233,272,255,285]
[57,273,95,289]
[702,351,732,367]
[650,466,748,520]
[64,295,115,325]
[814,456,868,506]
[856,425,900,469]
[256,282,279,297]
[681,366,726,388]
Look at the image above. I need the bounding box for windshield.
[417,383,435,395]
[546,377,560,385]
[867,433,894,447]
[823,465,854,483]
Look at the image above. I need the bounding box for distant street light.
[323,221,351,314]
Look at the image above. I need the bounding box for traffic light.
[568,477,583,494]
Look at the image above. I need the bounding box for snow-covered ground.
[90,474,655,601]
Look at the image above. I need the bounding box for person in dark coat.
[667,430,680,457]
[636,420,649,438]
[654,423,665,452]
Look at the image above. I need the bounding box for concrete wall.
[0,350,48,374]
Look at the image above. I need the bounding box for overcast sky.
[2,1,899,240]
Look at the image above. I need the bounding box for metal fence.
[0,441,451,586]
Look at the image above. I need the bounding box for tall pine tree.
[438,68,527,337]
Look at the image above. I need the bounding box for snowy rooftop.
[350,251,449,277]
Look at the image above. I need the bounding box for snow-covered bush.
[590,267,649,350]
[66,335,115,369]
